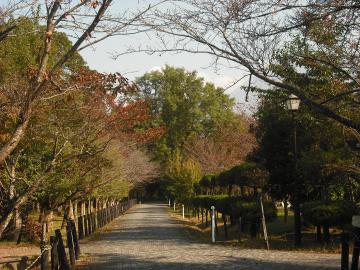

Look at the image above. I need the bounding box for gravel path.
[81,203,340,270]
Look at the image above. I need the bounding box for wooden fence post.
[94,199,98,229]
[351,228,360,270]
[87,214,92,235]
[55,229,70,270]
[40,223,50,270]
[84,214,89,237]
[93,213,96,231]
[66,221,76,266]
[78,216,84,240]
[205,209,208,227]
[71,220,80,260]
[19,256,28,270]
[100,209,103,226]
[341,232,349,270]
[73,200,78,229]
[50,236,59,270]
[99,210,103,227]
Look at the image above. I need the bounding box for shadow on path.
[81,203,340,270]
[85,252,339,270]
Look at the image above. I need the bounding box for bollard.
[168,199,171,207]
[211,206,216,243]
[182,204,185,219]
[174,201,176,211]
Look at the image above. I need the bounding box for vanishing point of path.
[81,203,339,270]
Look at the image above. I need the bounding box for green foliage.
[136,65,236,162]
[302,201,358,227]
[191,195,277,223]
[231,200,277,223]
[0,17,85,81]
[250,89,359,203]
[165,151,201,202]
[197,162,268,191]
[199,174,214,188]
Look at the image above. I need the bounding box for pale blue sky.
[1,0,256,108]
[78,1,255,108]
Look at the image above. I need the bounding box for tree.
[0,68,159,239]
[136,65,236,162]
[251,89,359,245]
[165,151,202,202]
[184,114,255,174]
[133,1,360,132]
[0,1,37,42]
[0,0,162,164]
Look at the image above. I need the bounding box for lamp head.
[286,94,301,111]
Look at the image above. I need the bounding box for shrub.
[190,195,277,222]
[231,199,277,223]
[302,200,358,228]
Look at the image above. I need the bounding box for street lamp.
[286,94,301,111]
[286,94,302,247]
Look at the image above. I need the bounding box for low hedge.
[231,199,277,223]
[190,195,277,223]
[302,200,358,228]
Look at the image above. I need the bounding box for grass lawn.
[0,210,67,257]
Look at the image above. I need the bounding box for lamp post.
[286,94,301,247]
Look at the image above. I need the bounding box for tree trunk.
[40,209,52,270]
[283,200,288,224]
[222,214,228,239]
[0,110,31,165]
[237,217,242,242]
[316,225,322,242]
[293,197,302,246]
[323,224,330,243]
[250,222,258,239]
[215,212,219,235]
[11,209,22,241]
[0,194,29,239]
[74,200,78,228]
[205,209,208,227]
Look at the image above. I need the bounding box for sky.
[0,0,257,110]
[76,0,257,110]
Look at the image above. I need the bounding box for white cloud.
[148,66,164,72]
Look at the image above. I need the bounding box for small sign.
[352,215,360,227]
